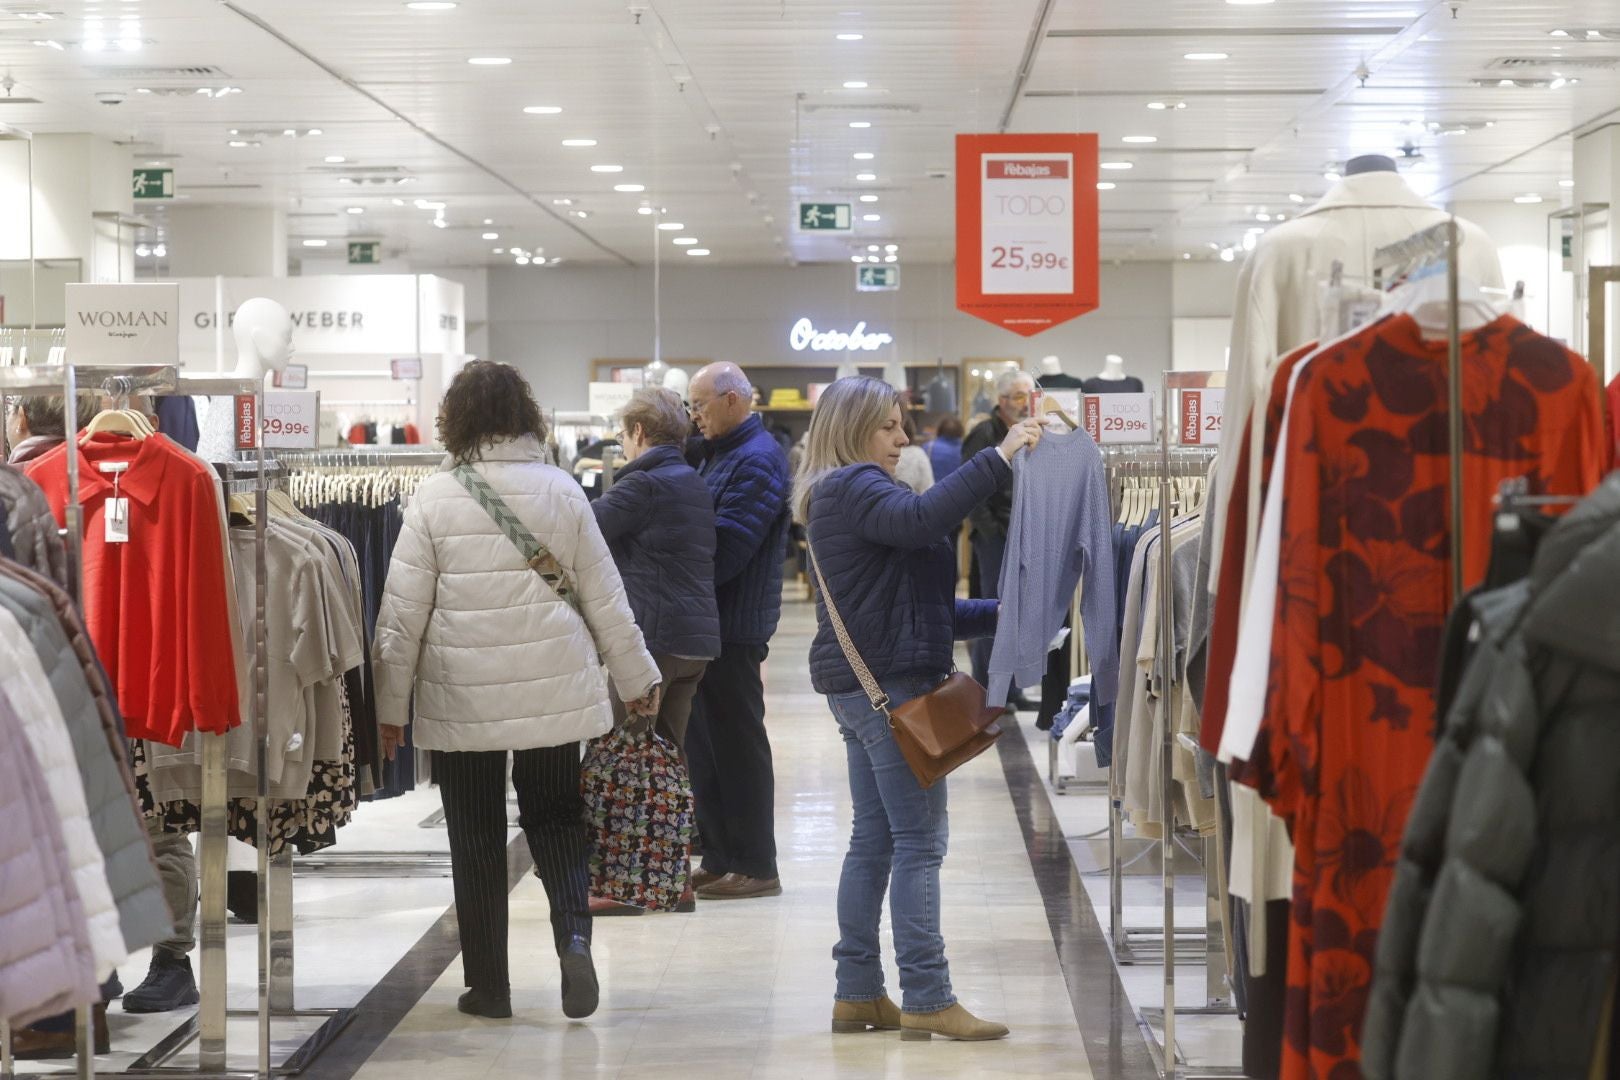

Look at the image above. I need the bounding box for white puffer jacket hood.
[373,435,660,752]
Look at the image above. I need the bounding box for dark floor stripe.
[994,715,1162,1080]
[301,834,534,1080]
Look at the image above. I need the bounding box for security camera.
[95,91,126,106]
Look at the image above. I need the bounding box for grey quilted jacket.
[0,565,171,955]
[1363,472,1620,1080]
[0,462,68,588]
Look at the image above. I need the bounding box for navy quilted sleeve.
[591,470,652,545]
[712,456,788,587]
[845,449,1008,550]
[953,598,998,642]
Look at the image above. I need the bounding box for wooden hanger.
[80,405,154,444]
[1040,396,1077,431]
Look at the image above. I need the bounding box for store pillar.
[0,133,135,321]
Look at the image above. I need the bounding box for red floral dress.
[1233,314,1605,1080]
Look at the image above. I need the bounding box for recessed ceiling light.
[391,198,405,206]
[843,80,868,89]
[1096,181,1116,190]
[306,128,322,136]
[856,172,877,181]
[614,183,646,192]
[850,255,864,264]
[590,164,623,173]
[1324,170,1341,182]
[482,231,499,239]
[849,121,872,129]
[853,152,875,161]
[686,249,711,256]
[1099,161,1133,170]
[859,194,879,203]
[325,155,346,163]
[867,244,879,252]
[657,222,684,230]
[406,1,456,8]
[574,210,589,218]
[1289,193,1305,203]
[515,256,531,265]
[1122,135,1157,144]
[553,198,574,205]
[227,140,250,148]
[637,205,654,215]
[1514,193,1544,204]
[346,206,364,214]
[673,237,698,245]
[836,32,863,40]
[1184,52,1228,61]
[468,56,511,65]
[1560,178,1576,187]
[1257,213,1271,222]
[863,213,881,221]
[492,248,504,253]
[561,139,597,148]
[302,239,328,248]
[524,105,562,115]
[884,255,897,263]
[885,244,898,253]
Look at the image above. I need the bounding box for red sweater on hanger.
[1231,314,1604,1080]
[24,433,241,746]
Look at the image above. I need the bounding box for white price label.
[1180,388,1226,446]
[104,497,130,544]
[981,153,1074,296]
[262,391,321,449]
[1083,393,1154,445]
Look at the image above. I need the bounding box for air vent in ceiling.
[1489,55,1620,70]
[0,96,41,104]
[183,183,261,191]
[802,103,922,113]
[95,65,230,79]
[310,164,407,174]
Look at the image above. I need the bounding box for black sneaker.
[122,952,199,1013]
[457,988,512,1020]
[558,936,598,1019]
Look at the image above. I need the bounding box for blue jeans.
[828,675,955,1014]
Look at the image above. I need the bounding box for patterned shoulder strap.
[452,465,582,614]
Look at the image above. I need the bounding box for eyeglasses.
[688,391,731,417]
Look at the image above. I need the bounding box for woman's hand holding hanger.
[998,418,1045,462]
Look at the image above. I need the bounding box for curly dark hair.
[437,361,548,464]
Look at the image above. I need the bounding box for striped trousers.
[433,745,591,993]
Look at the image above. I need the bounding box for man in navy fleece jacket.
[685,362,791,900]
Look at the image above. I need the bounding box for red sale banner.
[956,134,1099,336]
[234,394,257,451]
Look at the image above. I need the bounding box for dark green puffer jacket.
[1363,472,1620,1080]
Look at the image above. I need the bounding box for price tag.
[980,154,1074,296]
[105,497,129,544]
[262,391,320,449]
[390,357,423,380]
[1180,388,1226,446]
[235,395,257,451]
[1083,392,1153,445]
[276,364,309,390]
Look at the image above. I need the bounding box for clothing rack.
[1373,218,1465,603]
[1138,370,1242,1080]
[0,365,283,1080]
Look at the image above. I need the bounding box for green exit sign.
[857,265,899,291]
[348,241,381,265]
[798,202,851,231]
[132,168,174,200]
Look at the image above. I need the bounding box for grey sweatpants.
[147,816,197,957]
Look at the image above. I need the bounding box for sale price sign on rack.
[262,391,321,450]
[1083,392,1154,444]
[1179,388,1226,446]
[955,133,1099,336]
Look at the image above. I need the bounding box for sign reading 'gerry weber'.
[65,282,180,365]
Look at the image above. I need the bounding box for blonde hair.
[793,376,901,521]
[619,387,690,447]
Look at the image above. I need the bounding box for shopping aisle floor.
[325,596,1152,1080]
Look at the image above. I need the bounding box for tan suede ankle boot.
[831,995,902,1033]
[899,1002,1010,1042]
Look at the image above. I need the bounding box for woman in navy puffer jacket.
[796,376,1041,1044]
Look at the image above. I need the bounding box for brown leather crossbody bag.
[810,547,1004,789]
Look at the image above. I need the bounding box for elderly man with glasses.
[682,361,791,901]
[961,370,1036,705]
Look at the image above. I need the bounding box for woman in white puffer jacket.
[374,361,661,1023]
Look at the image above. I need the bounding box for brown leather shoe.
[689,868,724,890]
[695,873,782,900]
[832,995,902,1033]
[899,1002,1009,1042]
[9,1005,111,1058]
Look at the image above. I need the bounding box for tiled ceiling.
[0,0,1615,266]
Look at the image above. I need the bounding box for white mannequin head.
[1040,355,1063,376]
[231,298,295,379]
[1099,353,1125,380]
[662,366,690,400]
